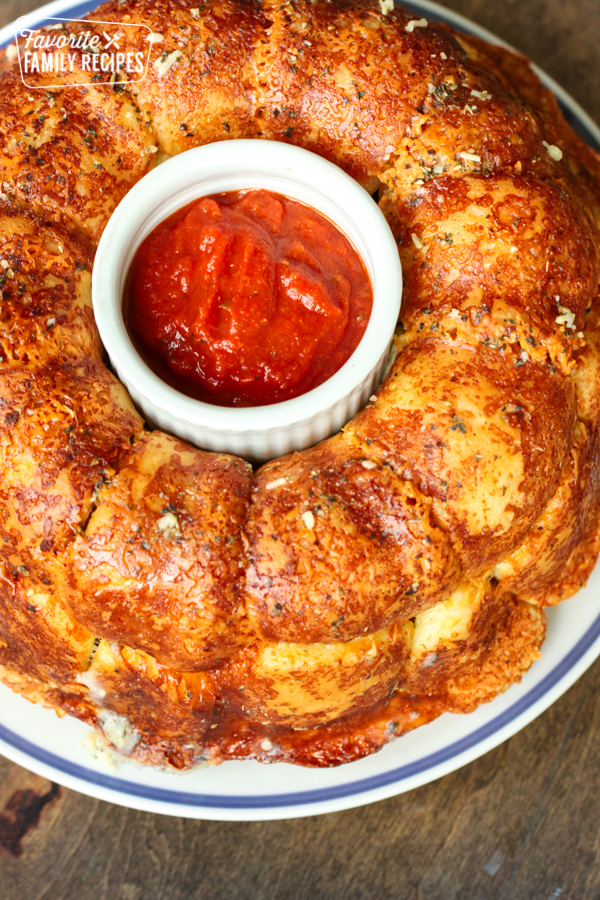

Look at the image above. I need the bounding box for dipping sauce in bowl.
[124,189,373,408]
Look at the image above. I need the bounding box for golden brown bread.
[247,431,462,642]
[0,0,599,768]
[69,431,253,670]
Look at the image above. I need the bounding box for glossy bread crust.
[0,0,599,768]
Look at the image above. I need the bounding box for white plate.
[1,0,599,821]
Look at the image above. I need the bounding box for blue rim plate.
[0,0,599,821]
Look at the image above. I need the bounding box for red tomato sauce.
[124,189,373,407]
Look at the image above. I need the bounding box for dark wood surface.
[1,1,600,897]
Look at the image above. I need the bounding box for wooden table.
[1,1,600,897]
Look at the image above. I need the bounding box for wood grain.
[1,1,600,897]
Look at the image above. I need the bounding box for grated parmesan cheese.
[405,17,427,31]
[153,50,183,77]
[146,32,164,43]
[470,89,489,100]
[459,150,481,163]
[379,0,394,14]
[543,140,563,161]
[361,460,377,469]
[190,7,200,18]
[301,511,315,530]
[260,739,273,751]
[266,477,287,490]
[157,512,181,537]
[5,44,17,61]
[556,303,576,330]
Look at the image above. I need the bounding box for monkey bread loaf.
[1,0,600,769]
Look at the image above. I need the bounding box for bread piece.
[70,431,252,670]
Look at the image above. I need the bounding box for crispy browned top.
[0,0,599,768]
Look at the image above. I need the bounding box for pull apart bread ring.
[0,0,599,769]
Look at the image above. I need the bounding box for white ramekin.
[92,140,402,461]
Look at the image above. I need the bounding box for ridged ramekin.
[92,140,402,461]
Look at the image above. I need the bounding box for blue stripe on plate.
[0,0,599,810]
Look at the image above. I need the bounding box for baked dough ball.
[223,621,410,729]
[79,639,218,768]
[0,578,95,684]
[491,427,600,606]
[403,579,545,713]
[0,62,155,240]
[247,432,461,643]
[69,431,252,670]
[348,336,575,573]
[90,0,267,153]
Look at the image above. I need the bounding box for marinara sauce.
[124,189,373,407]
